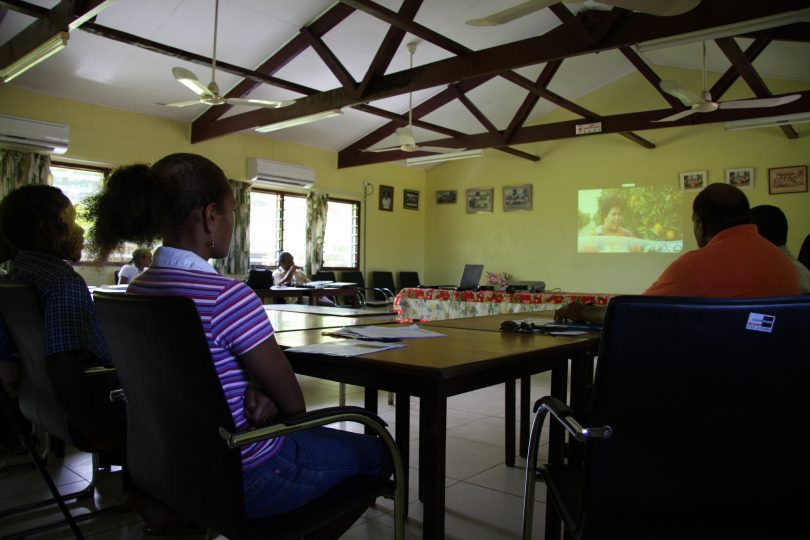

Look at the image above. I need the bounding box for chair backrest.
[340,271,364,288]
[0,281,88,449]
[312,270,336,282]
[93,293,245,538]
[398,271,420,289]
[245,267,274,289]
[372,271,396,300]
[579,295,810,538]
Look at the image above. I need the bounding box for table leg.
[420,390,447,540]
[505,379,516,467]
[548,360,568,465]
[364,387,378,436]
[395,392,410,516]
[519,375,530,458]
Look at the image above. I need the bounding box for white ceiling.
[2,0,809,154]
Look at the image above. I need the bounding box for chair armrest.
[109,389,126,402]
[84,366,117,376]
[219,405,389,449]
[534,396,612,442]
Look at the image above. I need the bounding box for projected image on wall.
[578,186,683,253]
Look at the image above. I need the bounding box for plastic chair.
[522,295,810,540]
[93,292,405,540]
[398,271,421,289]
[0,282,127,539]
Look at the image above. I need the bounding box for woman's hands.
[244,385,279,427]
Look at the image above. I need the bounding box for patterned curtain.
[305,191,329,276]
[0,149,51,199]
[214,179,251,277]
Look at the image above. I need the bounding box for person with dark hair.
[595,193,634,237]
[0,184,124,447]
[557,184,800,324]
[86,153,391,530]
[272,251,308,287]
[117,247,152,285]
[751,205,810,294]
[799,234,810,272]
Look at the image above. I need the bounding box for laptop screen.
[458,264,484,290]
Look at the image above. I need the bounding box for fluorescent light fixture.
[255,109,343,133]
[0,32,69,83]
[406,149,483,166]
[724,112,810,132]
[636,8,810,53]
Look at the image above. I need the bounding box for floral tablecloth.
[394,288,613,321]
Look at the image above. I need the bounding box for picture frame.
[379,185,394,211]
[466,188,493,214]
[768,165,807,195]
[724,167,754,189]
[679,170,707,191]
[502,184,532,212]
[436,190,457,204]
[403,189,420,210]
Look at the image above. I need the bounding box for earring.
[207,239,216,247]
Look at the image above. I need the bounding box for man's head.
[750,205,788,247]
[0,185,84,261]
[278,251,294,270]
[692,184,750,247]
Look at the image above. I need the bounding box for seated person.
[751,205,810,294]
[117,247,152,284]
[557,184,800,325]
[272,251,335,306]
[86,153,391,532]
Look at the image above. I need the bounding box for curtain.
[214,179,251,277]
[305,191,329,276]
[0,149,51,199]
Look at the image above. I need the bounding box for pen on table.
[320,332,402,343]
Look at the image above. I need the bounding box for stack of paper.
[329,324,445,340]
[285,340,405,357]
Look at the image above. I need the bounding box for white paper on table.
[285,340,406,356]
[331,324,445,339]
[548,330,588,336]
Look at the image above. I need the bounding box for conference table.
[253,285,359,306]
[274,318,600,539]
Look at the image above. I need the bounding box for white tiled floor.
[0,373,555,539]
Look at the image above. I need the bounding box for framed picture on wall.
[466,188,493,214]
[379,185,394,211]
[679,170,706,191]
[436,190,457,204]
[403,189,419,210]
[725,167,754,189]
[768,165,807,194]
[503,184,532,212]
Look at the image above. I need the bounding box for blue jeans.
[242,426,393,519]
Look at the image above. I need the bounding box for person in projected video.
[594,194,635,238]
[579,193,638,253]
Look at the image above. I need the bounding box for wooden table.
[253,286,359,307]
[275,324,599,539]
[263,308,391,332]
[265,303,394,318]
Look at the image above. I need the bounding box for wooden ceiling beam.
[709,32,773,101]
[504,61,562,143]
[549,4,596,45]
[300,27,357,96]
[619,46,684,109]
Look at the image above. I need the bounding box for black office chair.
[522,295,810,540]
[0,282,127,539]
[342,271,393,308]
[312,270,336,282]
[372,271,397,298]
[398,271,421,289]
[94,292,405,540]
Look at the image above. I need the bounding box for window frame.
[249,187,360,271]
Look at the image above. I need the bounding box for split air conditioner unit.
[246,157,315,190]
[0,114,69,154]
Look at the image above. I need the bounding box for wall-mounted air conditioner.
[0,114,69,154]
[246,157,315,190]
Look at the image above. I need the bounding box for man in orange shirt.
[557,184,800,325]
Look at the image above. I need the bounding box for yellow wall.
[0,86,426,285]
[424,67,810,293]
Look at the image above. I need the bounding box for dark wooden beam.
[619,46,684,109]
[549,3,596,45]
[709,32,773,101]
[504,60,562,143]
[300,27,357,96]
[449,85,500,135]
[338,90,809,168]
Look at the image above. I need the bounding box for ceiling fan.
[160,0,295,109]
[364,42,461,155]
[466,0,701,26]
[654,42,801,123]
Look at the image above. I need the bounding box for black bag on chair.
[245,267,274,289]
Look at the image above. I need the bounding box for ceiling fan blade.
[225,97,296,109]
[600,0,700,16]
[159,99,204,108]
[395,127,416,147]
[362,145,404,153]
[652,108,698,122]
[172,67,212,97]
[719,94,801,110]
[660,80,702,106]
[466,0,558,26]
[417,146,465,154]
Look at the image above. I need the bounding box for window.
[249,190,359,270]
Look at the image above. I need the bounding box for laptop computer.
[457,264,484,291]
